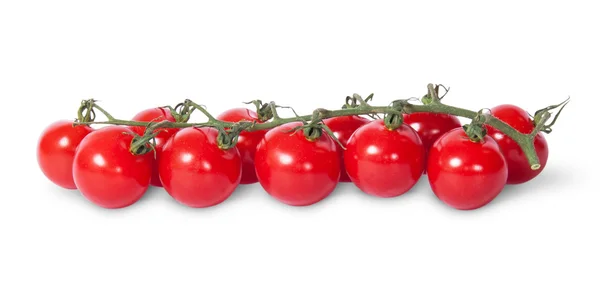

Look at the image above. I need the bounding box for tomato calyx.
[384,98,427,131]
[77,99,98,123]
[306,109,345,146]
[421,84,450,105]
[533,97,570,134]
[383,112,403,130]
[244,99,274,122]
[167,100,196,123]
[128,126,161,156]
[302,125,323,141]
[215,122,255,150]
[130,134,157,156]
[343,93,375,109]
[342,93,382,120]
[128,119,179,156]
[383,101,409,130]
[283,121,326,142]
[279,108,346,147]
[463,109,490,142]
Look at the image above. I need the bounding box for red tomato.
[73,126,152,208]
[131,107,179,187]
[344,120,425,198]
[323,115,370,182]
[254,122,340,206]
[159,127,241,208]
[403,112,461,156]
[217,108,267,184]
[427,128,508,210]
[485,104,549,184]
[37,120,93,189]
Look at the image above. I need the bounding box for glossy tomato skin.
[37,120,93,189]
[344,120,425,198]
[485,104,549,184]
[254,122,340,206]
[217,108,267,184]
[73,126,152,208]
[427,128,508,210]
[403,112,462,155]
[323,115,370,182]
[159,127,241,208]
[131,107,179,187]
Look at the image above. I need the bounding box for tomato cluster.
[37,105,549,210]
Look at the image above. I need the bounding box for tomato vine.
[73,83,568,170]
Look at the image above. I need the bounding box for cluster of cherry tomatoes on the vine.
[37,101,550,210]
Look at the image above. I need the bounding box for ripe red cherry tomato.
[73,126,152,208]
[131,107,179,187]
[344,120,425,198]
[37,120,93,189]
[485,104,549,184]
[427,128,508,210]
[323,115,370,182]
[403,112,461,156]
[217,108,267,184]
[159,127,242,208]
[254,122,340,206]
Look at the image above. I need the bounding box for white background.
[1,1,598,299]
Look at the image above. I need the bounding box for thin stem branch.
[268,102,281,120]
[92,103,116,121]
[187,100,216,121]
[530,112,551,137]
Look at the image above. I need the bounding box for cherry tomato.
[427,128,508,210]
[323,115,370,182]
[217,108,267,184]
[344,120,425,198]
[131,107,179,187]
[485,104,549,184]
[37,120,93,189]
[159,127,241,208]
[403,112,461,162]
[254,122,340,206]
[73,126,152,208]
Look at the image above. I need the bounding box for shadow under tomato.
[328,176,430,205]
[222,183,257,204]
[157,182,261,211]
[435,164,573,213]
[44,183,136,212]
[377,175,429,201]
[138,185,165,200]
[254,182,358,211]
[45,183,82,201]
[489,165,571,206]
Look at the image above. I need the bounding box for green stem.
[92,104,116,121]
[75,106,400,130]
[405,102,541,169]
[268,102,281,120]
[530,111,551,137]
[187,100,216,121]
[74,85,560,170]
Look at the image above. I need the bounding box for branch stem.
[74,92,555,169]
[91,103,116,121]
